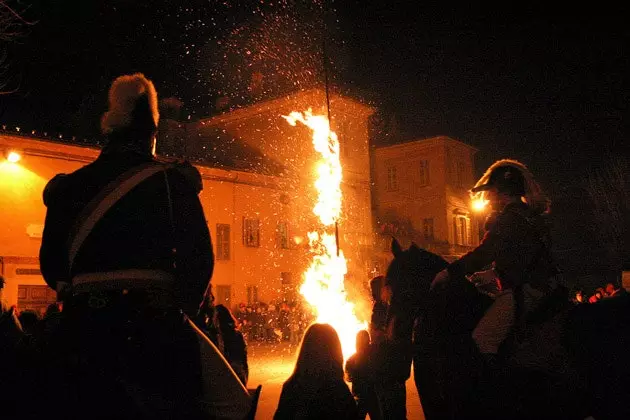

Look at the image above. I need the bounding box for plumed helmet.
[471,159,550,214]
[471,164,526,196]
[101,73,159,134]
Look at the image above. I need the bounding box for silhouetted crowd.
[234,301,313,345]
[573,282,627,304]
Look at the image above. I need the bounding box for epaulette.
[173,160,203,193]
[43,174,69,206]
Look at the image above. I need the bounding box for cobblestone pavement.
[247,342,425,420]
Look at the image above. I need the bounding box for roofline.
[0,131,286,186]
[0,132,101,163]
[197,87,375,126]
[374,135,478,153]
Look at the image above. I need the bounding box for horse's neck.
[426,281,492,333]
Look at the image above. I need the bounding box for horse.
[385,239,630,420]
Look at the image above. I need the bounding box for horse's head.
[385,238,448,316]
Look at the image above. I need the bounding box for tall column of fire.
[283,109,366,359]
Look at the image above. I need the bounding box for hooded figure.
[431,159,556,357]
[40,73,213,419]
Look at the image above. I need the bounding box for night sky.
[2,1,628,189]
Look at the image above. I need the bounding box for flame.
[283,109,366,359]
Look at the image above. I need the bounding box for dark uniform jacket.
[448,202,553,290]
[39,148,214,314]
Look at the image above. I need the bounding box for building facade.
[0,89,375,313]
[371,136,480,273]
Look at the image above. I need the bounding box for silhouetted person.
[589,289,604,304]
[345,330,381,420]
[274,323,357,420]
[369,276,388,346]
[40,73,213,419]
[605,282,627,299]
[215,304,249,386]
[374,276,409,420]
[18,310,39,334]
[0,274,6,308]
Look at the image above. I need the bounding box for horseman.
[431,159,556,362]
[39,73,213,419]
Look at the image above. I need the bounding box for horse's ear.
[391,237,403,257]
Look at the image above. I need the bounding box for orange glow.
[283,109,366,359]
[472,197,489,212]
[7,151,21,163]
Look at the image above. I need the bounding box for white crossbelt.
[72,269,175,293]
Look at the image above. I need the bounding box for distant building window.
[336,121,350,158]
[281,272,293,284]
[247,286,259,304]
[387,166,398,191]
[423,218,434,241]
[243,217,260,247]
[453,215,471,245]
[419,160,430,186]
[456,161,465,188]
[216,224,231,260]
[215,285,232,307]
[466,219,473,245]
[277,222,290,249]
[15,268,42,276]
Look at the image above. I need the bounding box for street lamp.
[5,150,22,163]
[471,197,488,213]
[470,196,489,244]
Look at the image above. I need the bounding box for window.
[456,161,465,188]
[335,121,350,158]
[247,286,259,304]
[281,274,296,302]
[277,222,290,249]
[453,216,470,245]
[419,160,430,186]
[243,217,260,247]
[215,285,231,307]
[466,219,473,245]
[15,268,42,275]
[423,218,434,241]
[216,224,231,260]
[281,272,293,284]
[459,218,467,245]
[387,166,398,191]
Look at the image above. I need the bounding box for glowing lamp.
[7,151,21,163]
[472,198,488,212]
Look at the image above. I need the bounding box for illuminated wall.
[0,134,98,307]
[195,89,375,303]
[372,136,479,261]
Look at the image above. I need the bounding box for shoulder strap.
[67,162,172,272]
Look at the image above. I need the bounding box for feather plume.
[101,73,159,134]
